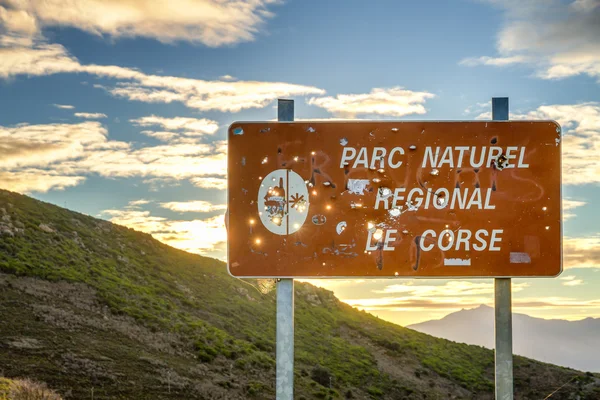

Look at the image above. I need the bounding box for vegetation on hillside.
[0,189,598,399]
[0,377,62,400]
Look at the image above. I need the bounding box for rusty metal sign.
[227,121,562,278]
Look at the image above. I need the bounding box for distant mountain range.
[408,305,600,372]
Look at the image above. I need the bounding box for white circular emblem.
[258,169,310,235]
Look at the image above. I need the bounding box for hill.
[408,305,600,373]
[0,189,599,399]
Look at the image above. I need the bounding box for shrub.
[1,378,62,400]
[311,365,332,387]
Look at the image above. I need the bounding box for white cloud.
[474,111,492,120]
[0,121,110,170]
[126,199,151,208]
[307,87,435,118]
[373,281,529,296]
[140,130,178,142]
[102,208,226,256]
[564,235,600,269]
[563,279,584,286]
[0,169,84,193]
[190,177,227,190]
[338,281,529,314]
[108,78,325,113]
[475,102,600,185]
[0,40,83,78]
[0,0,281,47]
[0,6,38,37]
[563,198,587,220]
[0,120,227,193]
[74,112,107,119]
[461,0,600,82]
[559,274,584,286]
[52,103,74,109]
[160,200,226,213]
[515,103,600,185]
[131,115,218,136]
[460,55,531,67]
[0,37,325,112]
[464,101,490,115]
[344,295,600,313]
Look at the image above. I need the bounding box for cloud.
[0,121,110,170]
[74,112,107,119]
[130,115,218,136]
[338,281,528,313]
[102,208,226,256]
[108,79,325,113]
[0,36,325,112]
[474,111,492,120]
[337,279,598,315]
[307,87,435,118]
[160,200,226,213]
[139,131,178,142]
[0,0,281,47]
[0,39,84,78]
[189,177,227,190]
[373,280,529,296]
[472,102,600,185]
[0,169,84,193]
[344,295,600,313]
[52,103,74,109]
[563,198,587,220]
[126,199,151,208]
[0,6,38,37]
[460,55,531,67]
[516,103,600,185]
[0,120,227,193]
[464,101,490,115]
[460,0,600,82]
[564,235,600,269]
[563,279,584,286]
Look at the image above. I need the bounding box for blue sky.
[1,0,599,325]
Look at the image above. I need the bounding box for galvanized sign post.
[493,97,513,400]
[227,97,562,399]
[276,99,295,400]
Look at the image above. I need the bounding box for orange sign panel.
[227,121,562,278]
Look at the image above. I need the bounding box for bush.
[311,365,332,387]
[0,377,62,400]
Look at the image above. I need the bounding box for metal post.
[492,97,513,400]
[276,99,294,399]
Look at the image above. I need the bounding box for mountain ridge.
[1,188,599,399]
[408,305,600,373]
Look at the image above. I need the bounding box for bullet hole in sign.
[496,154,508,170]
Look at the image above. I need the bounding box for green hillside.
[0,189,598,399]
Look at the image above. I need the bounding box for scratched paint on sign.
[227,121,562,278]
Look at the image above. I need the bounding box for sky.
[1,0,599,326]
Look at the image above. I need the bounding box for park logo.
[258,169,310,235]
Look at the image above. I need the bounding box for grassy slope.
[0,189,598,399]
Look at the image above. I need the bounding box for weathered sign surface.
[227,121,562,278]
